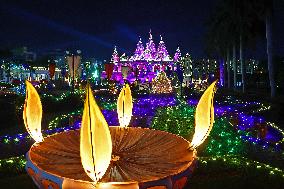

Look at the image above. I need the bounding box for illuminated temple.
[103,31,182,83]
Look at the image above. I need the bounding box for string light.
[3,95,284,153]
[0,155,26,176]
[152,71,173,93]
[198,155,284,178]
[152,104,246,156]
[0,90,283,184]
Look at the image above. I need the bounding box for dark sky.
[0,0,284,60]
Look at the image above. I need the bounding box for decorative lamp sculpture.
[117,84,133,127]
[23,81,44,143]
[24,80,217,189]
[67,55,81,80]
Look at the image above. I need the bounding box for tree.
[0,49,13,80]
[236,0,264,92]
[249,0,281,97]
[30,55,49,67]
[174,47,182,62]
[233,43,237,90]
[111,46,119,63]
[204,1,236,89]
[152,71,172,93]
[0,48,12,60]
[266,5,275,97]
[266,6,275,97]
[156,35,171,61]
[254,0,276,98]
[133,37,144,61]
[205,0,264,92]
[226,49,231,88]
[143,30,156,60]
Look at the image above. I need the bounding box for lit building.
[102,31,182,83]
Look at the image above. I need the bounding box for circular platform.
[26,127,196,189]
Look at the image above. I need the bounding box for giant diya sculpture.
[23,80,217,189]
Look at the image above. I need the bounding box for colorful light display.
[198,155,284,178]
[0,89,284,189]
[1,81,283,187]
[151,71,173,93]
[104,31,181,83]
[155,35,171,61]
[1,88,281,156]
[133,37,144,61]
[151,104,246,156]
[2,92,282,154]
[111,46,120,63]
[1,153,284,186]
[174,47,182,62]
[21,78,223,189]
[143,30,157,60]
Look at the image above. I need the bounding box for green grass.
[0,174,37,189]
[0,92,283,188]
[188,169,284,189]
[2,164,283,189]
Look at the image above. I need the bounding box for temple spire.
[149,29,152,40]
[143,29,156,60]
[156,35,170,61]
[111,46,119,63]
[174,46,181,62]
[133,36,144,60]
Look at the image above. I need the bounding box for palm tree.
[251,0,278,98]
[204,2,235,88]
[205,0,240,90]
[0,48,13,82]
[258,0,276,98]
[232,43,237,90]
[206,0,265,93]
[265,2,275,98]
[226,49,231,88]
[228,0,261,92]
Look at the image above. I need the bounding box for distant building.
[12,46,36,63]
[102,31,181,83]
[45,49,66,68]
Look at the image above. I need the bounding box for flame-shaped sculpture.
[23,80,44,143]
[191,80,217,148]
[80,84,112,184]
[117,84,133,127]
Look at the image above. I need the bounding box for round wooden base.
[26,127,197,189]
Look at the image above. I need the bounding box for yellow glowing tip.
[80,84,112,183]
[191,80,217,148]
[23,80,44,143]
[117,84,133,127]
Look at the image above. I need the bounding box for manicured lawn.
[3,165,284,189]
[0,92,283,188]
[0,174,37,189]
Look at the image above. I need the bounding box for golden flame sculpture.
[117,84,133,127]
[80,84,112,184]
[191,80,217,148]
[23,80,44,143]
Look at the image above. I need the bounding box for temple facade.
[103,31,182,83]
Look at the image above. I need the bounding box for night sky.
[1,0,284,60]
